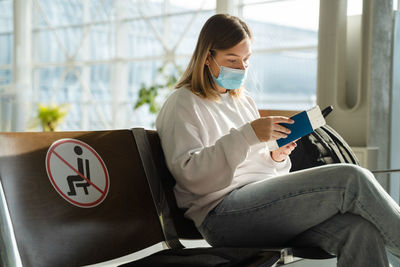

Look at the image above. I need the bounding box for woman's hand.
[250,116,294,142]
[271,141,297,162]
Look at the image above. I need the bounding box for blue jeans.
[198,164,400,267]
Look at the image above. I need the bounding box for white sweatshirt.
[155,87,291,227]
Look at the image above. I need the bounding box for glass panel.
[34,27,85,62]
[33,65,113,130]
[0,34,13,65]
[32,0,215,130]
[175,57,191,72]
[62,102,82,130]
[35,68,81,102]
[0,0,13,87]
[30,67,71,130]
[243,0,319,49]
[0,70,12,86]
[125,0,215,19]
[248,21,318,51]
[90,64,110,102]
[168,0,216,12]
[172,10,214,54]
[88,24,114,61]
[240,0,319,110]
[137,0,165,17]
[35,0,84,28]
[0,0,13,32]
[88,103,112,130]
[127,60,164,128]
[243,0,319,31]
[118,0,142,18]
[88,0,115,22]
[241,0,268,4]
[246,50,317,110]
[128,60,164,99]
[62,102,112,131]
[125,19,165,58]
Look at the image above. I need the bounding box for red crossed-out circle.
[46,139,109,208]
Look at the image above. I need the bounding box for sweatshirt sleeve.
[265,148,292,175]
[156,93,259,196]
[246,93,292,175]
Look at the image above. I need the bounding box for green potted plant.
[134,66,182,114]
[37,103,69,132]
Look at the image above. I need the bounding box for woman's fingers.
[271,138,298,162]
[277,142,297,153]
[251,116,295,142]
[270,116,293,137]
[271,116,294,124]
[272,131,287,139]
[274,124,291,135]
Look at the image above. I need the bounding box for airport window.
[0,0,12,87]
[0,0,13,131]
[1,0,325,130]
[238,0,319,111]
[31,0,215,130]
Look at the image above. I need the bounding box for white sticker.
[45,139,110,208]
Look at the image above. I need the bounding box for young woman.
[155,14,400,267]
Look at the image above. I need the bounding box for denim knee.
[338,164,375,186]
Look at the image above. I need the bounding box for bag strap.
[313,127,344,163]
[322,125,360,165]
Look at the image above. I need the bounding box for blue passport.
[267,106,326,151]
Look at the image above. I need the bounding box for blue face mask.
[210,56,248,90]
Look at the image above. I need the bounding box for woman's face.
[206,38,252,92]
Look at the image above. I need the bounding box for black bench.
[0,129,335,267]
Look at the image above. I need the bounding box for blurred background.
[1,0,399,196]
[1,0,400,265]
[0,0,329,131]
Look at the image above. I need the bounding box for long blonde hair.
[175,14,252,100]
